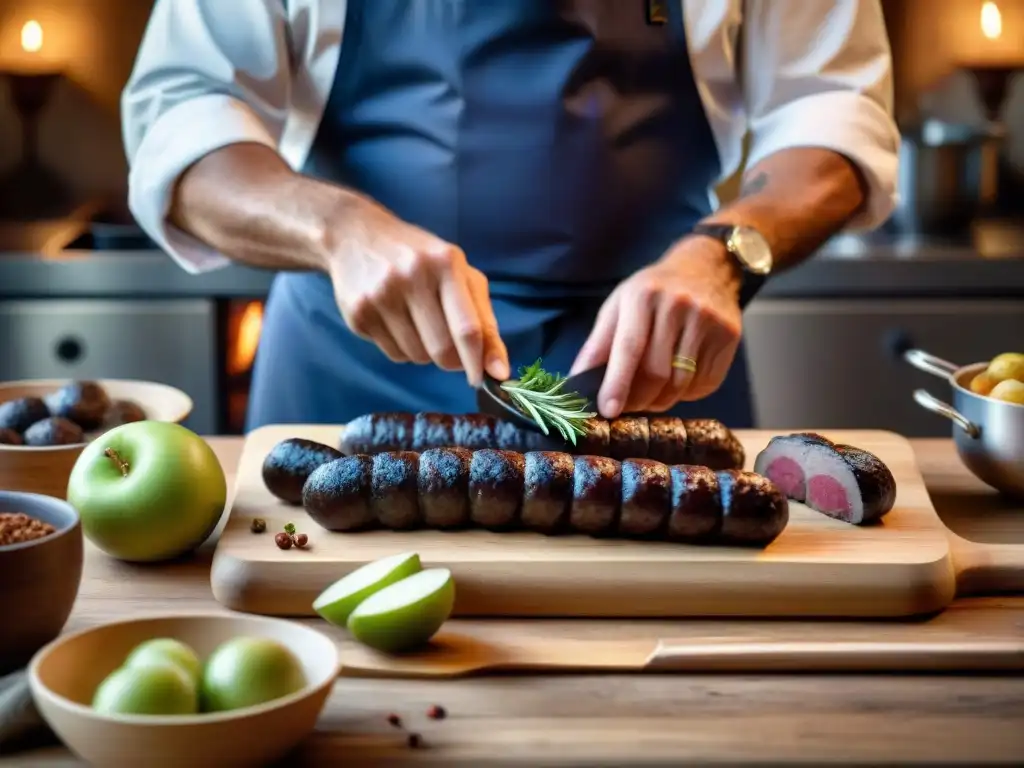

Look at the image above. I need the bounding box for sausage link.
[647,417,687,464]
[303,454,375,532]
[716,469,789,545]
[370,451,421,530]
[341,412,745,468]
[418,447,472,528]
[262,438,343,505]
[683,419,746,472]
[413,413,455,453]
[522,451,574,534]
[453,414,498,451]
[570,456,621,535]
[609,418,649,461]
[469,449,524,530]
[296,447,784,544]
[576,418,611,456]
[667,465,722,541]
[619,458,671,537]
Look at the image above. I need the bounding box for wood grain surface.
[211,426,970,619]
[5,438,1024,766]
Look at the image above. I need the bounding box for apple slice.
[347,567,455,653]
[312,552,422,626]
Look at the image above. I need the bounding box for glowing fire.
[20,20,43,53]
[981,1,1002,40]
[229,301,264,375]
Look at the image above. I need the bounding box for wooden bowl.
[0,379,193,498]
[0,492,83,674]
[29,613,340,768]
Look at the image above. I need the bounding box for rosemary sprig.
[499,359,596,445]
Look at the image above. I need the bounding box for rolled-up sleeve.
[741,0,900,231]
[122,0,291,273]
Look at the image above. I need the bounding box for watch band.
[691,223,737,241]
[690,223,766,310]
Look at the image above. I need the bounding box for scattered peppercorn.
[426,704,446,720]
[407,732,422,749]
[250,518,267,534]
[274,531,293,550]
[293,533,309,548]
[283,522,296,536]
[386,713,402,728]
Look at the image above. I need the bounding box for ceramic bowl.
[29,613,340,768]
[0,491,83,674]
[0,378,193,498]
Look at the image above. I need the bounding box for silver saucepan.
[905,348,1024,498]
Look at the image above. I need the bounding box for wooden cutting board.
[210,426,1023,619]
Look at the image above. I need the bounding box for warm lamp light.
[981,2,1002,41]
[21,20,43,53]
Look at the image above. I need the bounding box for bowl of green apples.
[28,613,339,768]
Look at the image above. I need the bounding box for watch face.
[728,226,773,275]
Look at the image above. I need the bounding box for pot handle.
[903,348,960,380]
[913,389,982,439]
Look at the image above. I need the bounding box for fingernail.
[604,398,621,418]
[488,357,509,380]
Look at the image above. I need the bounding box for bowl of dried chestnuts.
[0,378,193,498]
[0,490,83,673]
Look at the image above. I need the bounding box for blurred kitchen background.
[1,0,1023,435]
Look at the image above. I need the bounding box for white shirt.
[122,0,900,275]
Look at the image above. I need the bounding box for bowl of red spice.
[0,491,84,674]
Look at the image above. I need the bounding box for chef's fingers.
[670,307,705,393]
[570,292,620,376]
[331,279,411,363]
[439,271,486,387]
[648,308,704,410]
[348,306,409,363]
[598,294,653,419]
[407,285,462,371]
[627,295,686,412]
[377,300,433,364]
[467,269,510,381]
[682,328,739,402]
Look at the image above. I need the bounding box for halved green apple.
[312,551,422,627]
[346,567,455,653]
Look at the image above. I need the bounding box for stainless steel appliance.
[0,210,271,435]
[744,298,1024,438]
[892,120,1004,235]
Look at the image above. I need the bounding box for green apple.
[347,568,455,653]
[67,421,227,562]
[124,638,202,685]
[92,662,198,716]
[200,637,307,713]
[313,552,423,626]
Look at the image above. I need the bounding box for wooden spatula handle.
[648,640,1024,672]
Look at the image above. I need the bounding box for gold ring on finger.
[671,354,697,373]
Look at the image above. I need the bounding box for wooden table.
[9,439,1024,766]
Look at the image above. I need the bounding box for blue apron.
[247,0,754,430]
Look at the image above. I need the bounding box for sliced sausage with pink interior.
[752,433,897,525]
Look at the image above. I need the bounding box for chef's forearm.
[703,147,868,273]
[168,142,356,272]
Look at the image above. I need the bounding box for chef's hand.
[326,196,509,387]
[570,235,743,418]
